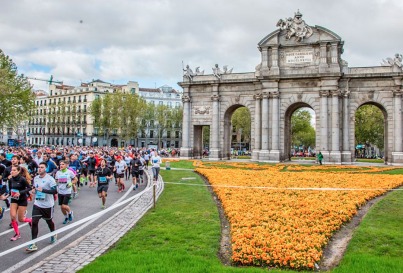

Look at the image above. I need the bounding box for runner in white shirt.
[151,152,162,182]
[26,162,58,252]
[114,156,127,193]
[55,160,77,224]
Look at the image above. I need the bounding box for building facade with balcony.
[136,85,183,149]
[27,80,182,148]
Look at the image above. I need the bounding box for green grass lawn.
[80,164,403,273]
[332,189,403,273]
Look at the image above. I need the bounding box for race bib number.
[11,189,19,200]
[36,191,46,200]
[99,176,107,184]
[58,175,68,184]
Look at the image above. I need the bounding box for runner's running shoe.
[68,211,74,222]
[50,234,57,244]
[63,218,69,224]
[10,233,21,241]
[26,244,38,252]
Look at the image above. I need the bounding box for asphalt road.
[0,175,147,273]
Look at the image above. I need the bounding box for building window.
[159,101,163,105]
[150,130,154,138]
[176,102,180,108]
[175,131,180,138]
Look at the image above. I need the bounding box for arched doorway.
[111,138,118,147]
[284,103,316,162]
[223,105,251,160]
[193,125,210,159]
[354,103,387,163]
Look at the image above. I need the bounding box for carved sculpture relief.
[381,53,402,69]
[276,10,313,42]
[194,106,211,115]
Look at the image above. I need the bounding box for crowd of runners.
[0,145,163,252]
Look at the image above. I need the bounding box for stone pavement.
[24,170,164,273]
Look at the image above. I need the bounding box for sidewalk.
[24,171,164,273]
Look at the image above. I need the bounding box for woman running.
[8,165,32,241]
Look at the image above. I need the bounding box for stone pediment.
[258,25,342,47]
[255,11,344,77]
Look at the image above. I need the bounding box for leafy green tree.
[231,107,251,147]
[355,104,384,150]
[0,49,35,126]
[291,108,315,148]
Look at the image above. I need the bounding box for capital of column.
[342,89,350,98]
[330,90,341,97]
[262,92,270,99]
[271,91,279,98]
[182,95,191,103]
[253,93,262,100]
[393,89,403,97]
[211,94,221,101]
[319,90,329,97]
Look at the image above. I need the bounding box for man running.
[84,152,97,187]
[55,160,77,224]
[69,154,82,197]
[95,159,113,209]
[130,154,141,190]
[26,162,58,252]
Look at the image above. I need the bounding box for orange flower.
[196,165,403,270]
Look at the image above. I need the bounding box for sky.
[1,0,402,92]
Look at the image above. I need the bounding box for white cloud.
[1,0,402,90]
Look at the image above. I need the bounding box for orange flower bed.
[196,167,403,270]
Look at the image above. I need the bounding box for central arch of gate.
[179,12,403,165]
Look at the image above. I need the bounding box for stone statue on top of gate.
[276,10,313,42]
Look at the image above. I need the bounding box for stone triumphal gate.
[179,11,403,165]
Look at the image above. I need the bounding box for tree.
[355,104,384,150]
[291,108,315,148]
[231,107,251,148]
[0,49,35,126]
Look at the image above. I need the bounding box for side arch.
[349,96,391,163]
[279,93,320,161]
[221,103,253,160]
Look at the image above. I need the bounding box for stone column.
[269,92,280,161]
[330,90,341,163]
[319,90,329,160]
[209,90,221,160]
[180,92,192,158]
[259,92,270,161]
[261,47,269,73]
[331,43,338,64]
[392,90,403,164]
[394,91,402,152]
[341,90,352,163]
[252,93,262,161]
[270,46,280,75]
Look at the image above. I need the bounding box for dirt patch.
[201,175,233,265]
[202,172,398,271]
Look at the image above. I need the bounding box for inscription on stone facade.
[285,51,313,64]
